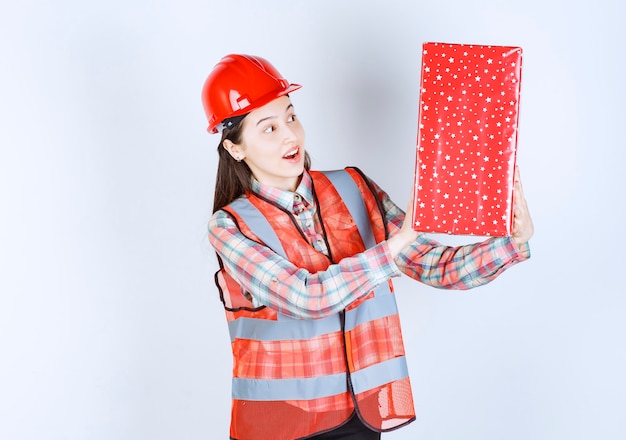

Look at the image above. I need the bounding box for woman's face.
[225,95,306,191]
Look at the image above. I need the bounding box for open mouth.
[283,147,299,160]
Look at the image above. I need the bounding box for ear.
[222,139,245,162]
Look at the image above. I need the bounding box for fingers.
[400,184,419,240]
[514,166,526,202]
[406,184,415,216]
[511,166,534,245]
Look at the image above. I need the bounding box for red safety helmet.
[201,54,302,133]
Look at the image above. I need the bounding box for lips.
[282,147,300,160]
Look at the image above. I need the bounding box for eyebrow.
[255,104,294,127]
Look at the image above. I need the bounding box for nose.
[282,123,298,143]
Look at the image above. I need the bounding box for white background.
[1,0,625,439]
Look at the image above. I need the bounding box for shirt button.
[294,194,301,200]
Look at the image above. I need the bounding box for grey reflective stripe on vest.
[231,355,409,401]
[232,371,347,401]
[344,288,398,333]
[228,288,397,342]
[322,170,376,249]
[229,312,341,342]
[229,197,287,258]
[350,356,409,395]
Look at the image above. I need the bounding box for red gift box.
[412,42,523,236]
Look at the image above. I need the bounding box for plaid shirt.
[209,170,530,319]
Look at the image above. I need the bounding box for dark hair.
[212,118,312,213]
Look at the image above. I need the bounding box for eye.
[263,125,276,134]
[287,114,297,122]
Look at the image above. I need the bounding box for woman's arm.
[209,211,402,319]
[396,234,529,289]
[369,173,531,290]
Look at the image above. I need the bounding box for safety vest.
[215,167,416,440]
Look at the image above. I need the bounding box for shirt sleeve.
[367,176,531,290]
[208,210,402,319]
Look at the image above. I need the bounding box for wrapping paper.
[412,42,523,236]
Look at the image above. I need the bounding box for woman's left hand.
[387,186,420,258]
[512,166,534,246]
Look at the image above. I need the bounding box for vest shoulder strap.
[228,196,288,258]
[321,169,376,249]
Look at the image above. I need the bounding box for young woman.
[203,54,533,440]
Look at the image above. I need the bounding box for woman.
[203,54,533,440]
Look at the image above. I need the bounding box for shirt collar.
[250,171,315,213]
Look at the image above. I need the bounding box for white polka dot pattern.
[413,42,522,236]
